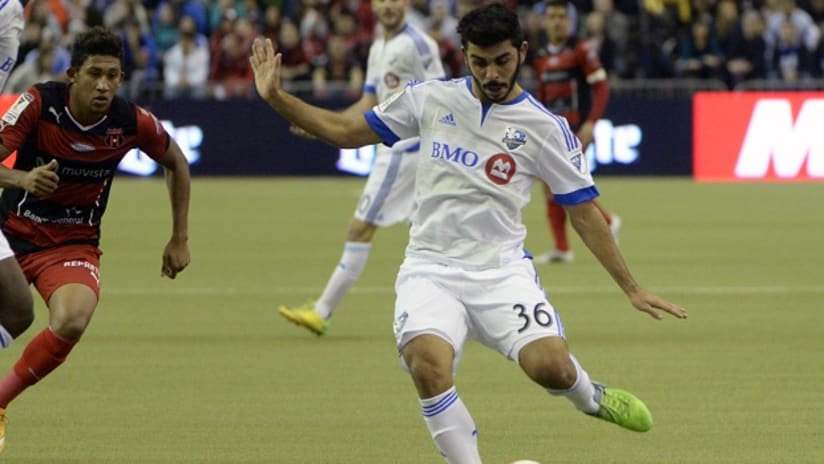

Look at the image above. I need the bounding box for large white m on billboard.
[736,99,824,179]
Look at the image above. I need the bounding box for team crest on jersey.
[502,127,527,150]
[105,128,124,148]
[384,72,401,89]
[485,153,516,185]
[2,92,34,125]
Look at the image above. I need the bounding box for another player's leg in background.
[279,219,376,335]
[403,335,482,464]
[519,337,652,432]
[0,257,34,351]
[535,184,621,264]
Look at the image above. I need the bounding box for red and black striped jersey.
[531,37,604,130]
[0,82,170,255]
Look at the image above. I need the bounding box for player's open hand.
[250,37,282,103]
[627,288,688,320]
[161,238,190,279]
[21,159,59,197]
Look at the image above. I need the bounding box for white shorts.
[393,257,566,371]
[353,138,420,227]
[0,230,13,261]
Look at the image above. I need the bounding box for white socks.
[315,242,371,319]
[420,386,482,464]
[546,355,600,414]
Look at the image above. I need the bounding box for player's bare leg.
[519,337,652,432]
[402,335,482,464]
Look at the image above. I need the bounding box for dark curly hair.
[457,3,524,49]
[70,26,124,69]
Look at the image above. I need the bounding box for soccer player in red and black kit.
[531,0,620,264]
[0,26,191,452]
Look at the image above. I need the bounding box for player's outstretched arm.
[156,139,191,279]
[250,38,381,149]
[566,201,688,320]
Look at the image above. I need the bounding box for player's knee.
[406,355,453,397]
[51,311,93,340]
[522,350,577,390]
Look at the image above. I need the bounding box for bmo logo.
[694,92,824,182]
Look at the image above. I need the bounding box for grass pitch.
[3,177,823,463]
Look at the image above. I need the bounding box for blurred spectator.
[427,0,459,49]
[209,31,254,99]
[427,21,462,78]
[592,0,634,77]
[725,8,767,87]
[6,45,63,94]
[23,28,70,78]
[277,20,313,93]
[639,0,690,76]
[311,34,363,99]
[152,1,181,55]
[158,0,209,36]
[585,11,621,76]
[103,0,150,34]
[332,11,370,69]
[715,0,739,53]
[25,0,70,34]
[119,17,159,99]
[65,0,103,35]
[25,0,64,43]
[522,9,548,67]
[769,19,813,81]
[765,0,820,54]
[163,15,210,99]
[17,22,45,70]
[208,0,237,33]
[260,4,283,44]
[673,19,723,78]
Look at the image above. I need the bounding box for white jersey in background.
[0,0,24,92]
[355,22,445,226]
[365,76,599,269]
[364,22,445,103]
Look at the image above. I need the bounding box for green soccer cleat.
[278,303,329,336]
[589,383,653,432]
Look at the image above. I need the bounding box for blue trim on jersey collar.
[553,186,600,206]
[364,110,401,146]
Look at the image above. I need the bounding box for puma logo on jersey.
[49,106,62,124]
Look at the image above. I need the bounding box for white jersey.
[0,0,24,92]
[365,77,599,269]
[364,23,445,103]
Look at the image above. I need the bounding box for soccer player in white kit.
[0,0,24,92]
[251,3,687,462]
[277,0,446,335]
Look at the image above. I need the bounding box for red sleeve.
[577,41,610,123]
[0,87,42,152]
[134,105,170,161]
[577,40,604,77]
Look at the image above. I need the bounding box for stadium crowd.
[7,0,824,99]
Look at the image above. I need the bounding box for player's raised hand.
[627,288,688,320]
[161,238,190,279]
[21,159,59,197]
[250,37,282,103]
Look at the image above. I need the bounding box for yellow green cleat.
[589,383,653,432]
[278,303,329,336]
